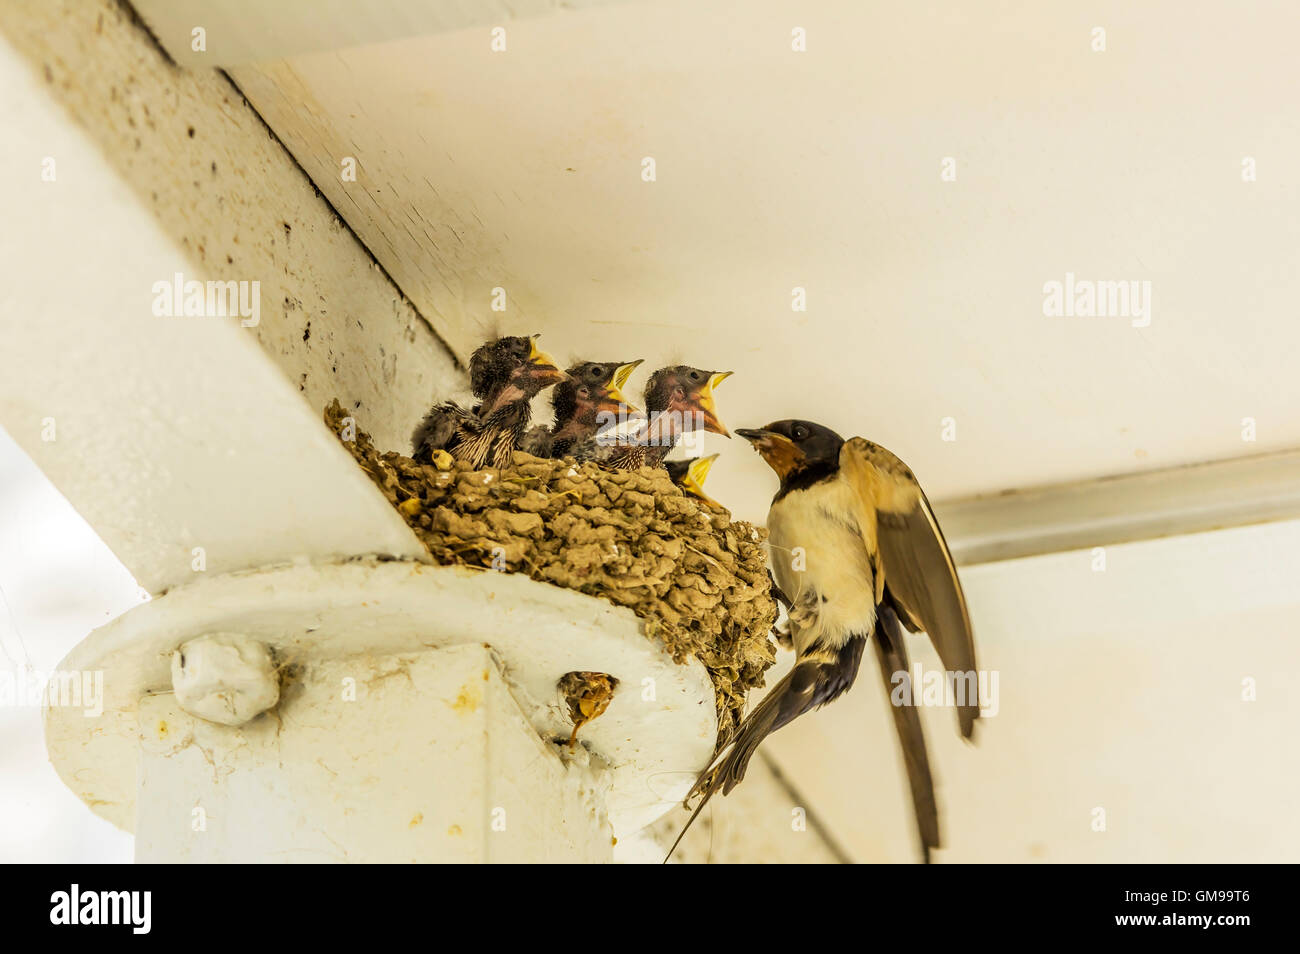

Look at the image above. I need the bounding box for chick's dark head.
[644,366,733,436]
[468,334,564,402]
[553,359,643,423]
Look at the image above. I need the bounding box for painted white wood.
[137,644,614,863]
[44,561,717,844]
[939,449,1300,565]
[0,14,432,595]
[0,0,463,460]
[132,0,631,66]
[170,632,280,726]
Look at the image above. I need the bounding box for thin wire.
[0,575,34,673]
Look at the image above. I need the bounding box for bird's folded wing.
[517,423,552,457]
[840,437,980,738]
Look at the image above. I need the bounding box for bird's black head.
[643,366,733,436]
[469,334,564,406]
[736,419,845,494]
[551,359,642,424]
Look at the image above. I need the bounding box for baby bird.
[522,359,642,459]
[665,454,721,508]
[412,334,563,469]
[602,366,731,470]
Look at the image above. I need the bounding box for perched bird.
[603,366,732,470]
[665,454,721,508]
[668,420,979,862]
[412,334,564,469]
[521,359,643,459]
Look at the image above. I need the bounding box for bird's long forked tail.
[873,601,940,863]
[663,659,826,862]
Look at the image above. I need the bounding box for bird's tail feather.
[664,657,826,862]
[665,668,806,860]
[873,602,940,863]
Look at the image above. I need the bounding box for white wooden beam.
[937,449,1300,565]
[131,0,633,67]
[0,19,427,595]
[0,0,461,457]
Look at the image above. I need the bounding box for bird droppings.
[325,400,777,738]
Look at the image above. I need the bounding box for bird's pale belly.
[767,484,877,654]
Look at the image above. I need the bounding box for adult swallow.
[603,366,731,470]
[523,359,643,459]
[665,453,721,508]
[412,334,564,469]
[668,419,979,862]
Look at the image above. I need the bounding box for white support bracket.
[45,559,716,862]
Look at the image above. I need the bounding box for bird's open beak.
[525,334,565,386]
[682,453,721,508]
[692,371,733,437]
[736,426,802,477]
[599,359,643,413]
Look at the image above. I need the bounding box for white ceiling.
[179,0,1300,523]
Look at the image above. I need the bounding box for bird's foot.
[766,569,792,610]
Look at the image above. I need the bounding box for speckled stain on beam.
[0,0,462,454]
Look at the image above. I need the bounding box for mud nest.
[325,400,777,737]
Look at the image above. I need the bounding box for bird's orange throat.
[751,433,806,479]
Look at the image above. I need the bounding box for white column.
[46,562,717,862]
[138,643,612,863]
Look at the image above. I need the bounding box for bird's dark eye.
[792,424,810,441]
[589,366,604,379]
[689,369,704,381]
